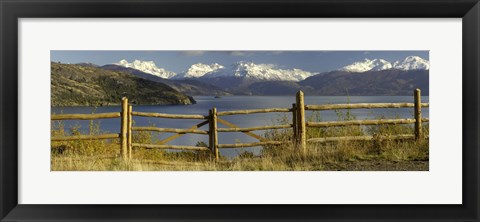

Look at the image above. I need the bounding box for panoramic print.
[50,51,429,171]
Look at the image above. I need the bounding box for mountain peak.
[393,56,430,70]
[173,63,225,79]
[115,59,176,79]
[340,56,429,73]
[340,58,392,73]
[204,62,317,81]
[118,59,129,66]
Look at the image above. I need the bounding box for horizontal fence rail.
[51,112,121,120]
[131,111,207,119]
[51,89,429,161]
[307,134,416,143]
[216,118,267,141]
[132,126,209,135]
[307,118,430,127]
[217,141,284,149]
[51,133,120,141]
[217,108,292,116]
[132,143,210,151]
[217,124,293,132]
[306,118,428,128]
[305,103,429,111]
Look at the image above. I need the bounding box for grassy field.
[51,111,429,171]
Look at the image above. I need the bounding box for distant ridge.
[66,55,429,97]
[51,62,196,106]
[100,64,231,96]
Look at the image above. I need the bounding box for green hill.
[51,62,196,106]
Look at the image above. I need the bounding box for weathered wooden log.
[296,91,306,153]
[305,103,429,111]
[132,111,207,119]
[217,108,292,116]
[211,108,219,160]
[217,124,292,132]
[158,120,209,145]
[132,126,208,134]
[217,141,284,148]
[51,133,120,141]
[120,97,128,160]
[292,103,298,141]
[217,118,267,141]
[307,134,415,143]
[414,89,422,141]
[51,112,120,120]
[127,105,133,159]
[132,143,209,151]
[306,118,416,127]
[208,109,214,158]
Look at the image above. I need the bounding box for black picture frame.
[1,0,479,221]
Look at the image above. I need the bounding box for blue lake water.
[51,96,429,157]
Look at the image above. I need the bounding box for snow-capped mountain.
[116,59,177,79]
[340,59,393,72]
[340,56,429,73]
[114,60,316,81]
[173,63,225,79]
[393,56,430,71]
[203,62,318,82]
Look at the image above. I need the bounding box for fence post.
[296,91,306,154]
[120,97,128,160]
[127,105,133,159]
[208,109,213,160]
[414,88,422,141]
[209,108,219,161]
[292,103,298,143]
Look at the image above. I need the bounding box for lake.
[51,96,429,157]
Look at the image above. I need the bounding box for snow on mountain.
[114,60,316,81]
[116,59,177,79]
[173,63,224,79]
[340,56,429,73]
[393,56,430,71]
[340,59,393,73]
[203,62,317,81]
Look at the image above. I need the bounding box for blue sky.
[51,50,429,73]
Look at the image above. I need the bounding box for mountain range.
[112,56,429,95]
[101,64,231,96]
[117,60,318,82]
[52,55,429,106]
[116,56,428,80]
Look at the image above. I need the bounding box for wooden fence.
[51,89,429,161]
